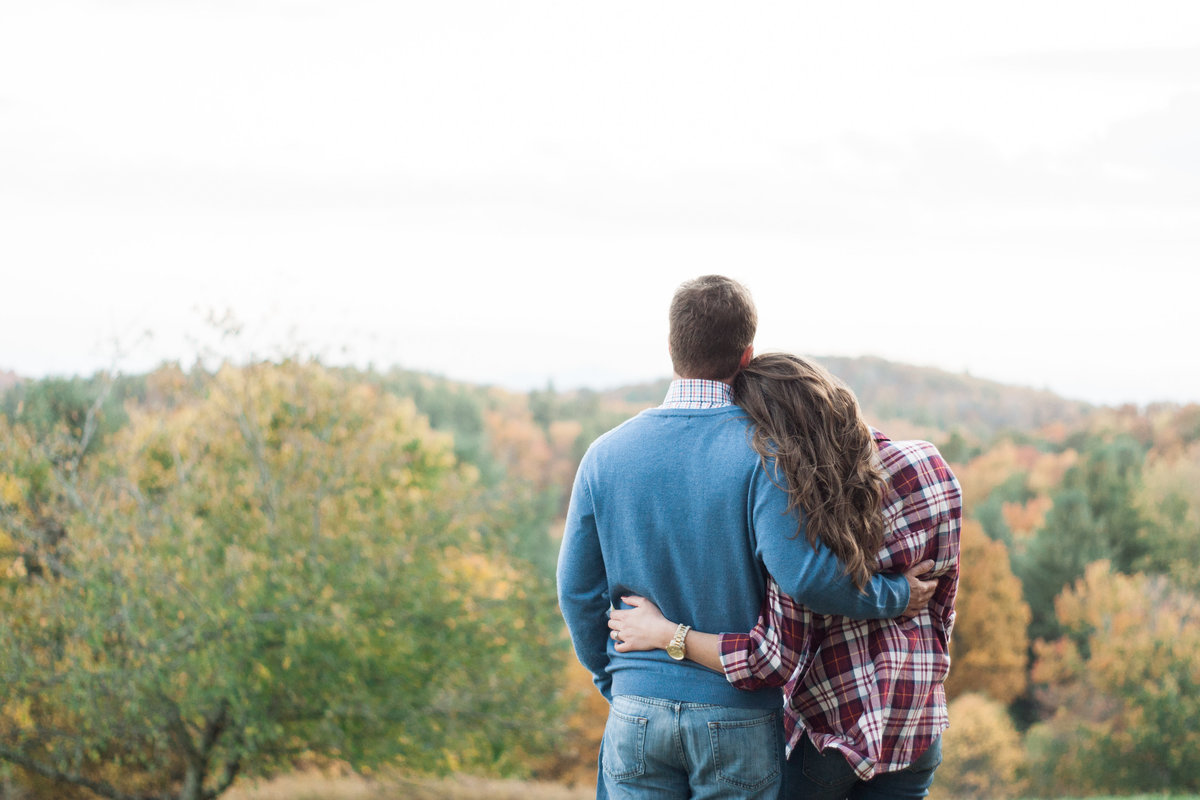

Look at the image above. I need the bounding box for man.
[557,275,934,799]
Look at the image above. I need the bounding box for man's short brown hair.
[669,275,757,380]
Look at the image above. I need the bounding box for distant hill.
[592,355,1093,443]
[821,356,1094,441]
[0,359,1093,447]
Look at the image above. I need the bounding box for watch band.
[668,623,691,660]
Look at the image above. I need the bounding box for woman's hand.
[608,596,678,653]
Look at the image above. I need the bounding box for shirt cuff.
[718,632,756,684]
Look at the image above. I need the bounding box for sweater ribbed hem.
[610,669,781,710]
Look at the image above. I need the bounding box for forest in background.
[1,355,1197,799]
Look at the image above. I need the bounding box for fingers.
[915,579,936,607]
[608,596,661,652]
[900,563,939,617]
[905,559,936,577]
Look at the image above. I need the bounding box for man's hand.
[900,559,937,618]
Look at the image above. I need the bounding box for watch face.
[667,643,685,660]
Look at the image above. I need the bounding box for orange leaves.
[483,408,554,489]
[4,556,27,579]
[955,441,1037,511]
[1025,449,1077,495]
[955,441,1076,519]
[946,520,1031,704]
[480,396,582,494]
[1000,496,1052,541]
[1045,562,1200,680]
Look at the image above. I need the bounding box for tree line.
[2,359,1198,798]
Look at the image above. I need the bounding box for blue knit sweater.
[557,404,910,707]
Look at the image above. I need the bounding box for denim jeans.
[783,736,942,800]
[601,694,784,800]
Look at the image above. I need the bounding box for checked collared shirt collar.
[660,379,734,409]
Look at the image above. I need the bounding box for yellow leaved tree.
[0,362,565,800]
[944,520,1030,704]
[930,692,1026,800]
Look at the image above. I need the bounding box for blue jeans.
[601,694,784,800]
[783,736,942,800]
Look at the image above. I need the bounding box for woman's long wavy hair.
[733,353,886,590]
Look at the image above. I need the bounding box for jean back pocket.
[602,706,648,781]
[708,711,780,792]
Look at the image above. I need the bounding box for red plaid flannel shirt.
[719,429,961,780]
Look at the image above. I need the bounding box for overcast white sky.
[2,0,1199,405]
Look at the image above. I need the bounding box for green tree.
[936,430,976,466]
[374,369,492,470]
[1,373,142,454]
[0,362,564,800]
[1016,435,1148,640]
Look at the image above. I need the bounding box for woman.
[608,353,961,800]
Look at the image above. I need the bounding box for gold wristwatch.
[666,623,691,661]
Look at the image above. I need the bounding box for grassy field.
[223,770,593,800]
[224,772,1199,800]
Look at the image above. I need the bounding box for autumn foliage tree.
[1135,440,1200,593]
[0,362,565,800]
[1025,561,1200,794]
[944,520,1030,704]
[930,693,1026,800]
